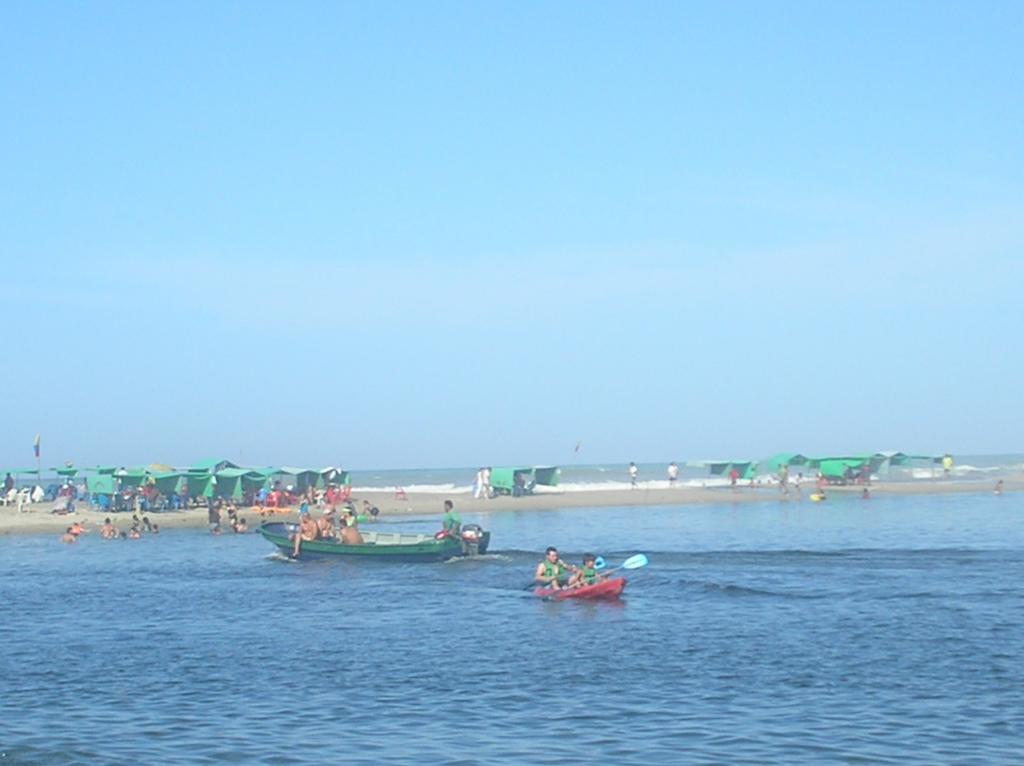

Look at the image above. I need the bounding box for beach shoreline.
[1,478,1018,538]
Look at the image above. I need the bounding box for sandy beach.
[1,478,1019,538]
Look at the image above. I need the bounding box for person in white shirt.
[667,462,679,486]
[628,462,639,488]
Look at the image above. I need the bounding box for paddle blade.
[620,553,649,570]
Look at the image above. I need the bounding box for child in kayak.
[568,553,606,589]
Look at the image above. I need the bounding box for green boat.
[259,522,490,562]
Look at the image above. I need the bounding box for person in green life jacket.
[535,546,576,591]
[568,553,606,589]
[441,499,461,536]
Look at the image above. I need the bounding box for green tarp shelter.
[533,467,560,487]
[152,472,185,495]
[188,459,241,474]
[87,474,117,495]
[491,466,560,495]
[705,461,757,480]
[275,467,320,492]
[213,468,265,500]
[761,454,807,473]
[319,467,351,487]
[490,467,534,495]
[114,468,150,488]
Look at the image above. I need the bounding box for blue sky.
[1,1,1021,470]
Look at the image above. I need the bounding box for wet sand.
[1,478,1019,537]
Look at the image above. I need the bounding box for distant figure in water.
[994,480,1004,495]
[862,488,871,500]
[629,462,639,488]
[667,462,679,486]
[942,453,954,479]
[128,527,141,539]
[60,527,77,544]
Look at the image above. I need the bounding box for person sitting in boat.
[291,514,318,558]
[441,500,461,536]
[535,547,576,591]
[568,553,606,589]
[316,509,336,539]
[339,516,364,545]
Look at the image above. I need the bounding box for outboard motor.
[460,523,486,556]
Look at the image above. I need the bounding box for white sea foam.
[351,483,471,495]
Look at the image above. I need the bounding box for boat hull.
[534,577,627,600]
[259,522,490,562]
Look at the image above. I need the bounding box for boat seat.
[329,530,431,546]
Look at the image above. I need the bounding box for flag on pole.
[33,434,40,458]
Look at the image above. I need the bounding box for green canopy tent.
[51,467,79,477]
[151,472,186,496]
[319,467,351,488]
[490,467,534,496]
[760,453,807,474]
[533,466,560,488]
[705,461,757,480]
[212,468,264,501]
[275,467,320,493]
[188,459,241,474]
[114,468,150,489]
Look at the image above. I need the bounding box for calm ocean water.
[2,491,1023,764]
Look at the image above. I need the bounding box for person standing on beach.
[779,464,789,494]
[942,453,954,479]
[3,473,13,495]
[474,468,486,499]
[667,462,679,486]
[483,467,492,499]
[729,468,739,491]
[629,462,639,488]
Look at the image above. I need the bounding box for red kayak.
[534,577,627,600]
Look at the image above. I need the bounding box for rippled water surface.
[2,492,1023,764]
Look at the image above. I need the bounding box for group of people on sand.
[290,503,365,557]
[533,547,606,592]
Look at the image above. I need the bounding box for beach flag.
[33,434,40,458]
